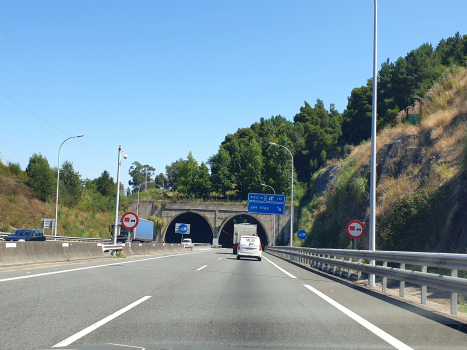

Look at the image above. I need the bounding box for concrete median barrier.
[122,242,186,256]
[0,241,107,267]
[0,241,189,267]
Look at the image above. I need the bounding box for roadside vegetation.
[297,65,467,253]
[1,31,466,247]
[0,158,114,238]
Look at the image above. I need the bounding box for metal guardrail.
[101,244,124,252]
[191,243,212,251]
[265,246,467,315]
[0,232,110,243]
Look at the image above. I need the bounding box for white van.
[236,236,262,261]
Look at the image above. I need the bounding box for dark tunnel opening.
[219,215,268,248]
[164,212,213,244]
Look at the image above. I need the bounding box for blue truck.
[114,217,155,243]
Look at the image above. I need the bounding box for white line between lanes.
[217,257,222,260]
[262,256,297,278]
[197,265,208,271]
[52,296,152,348]
[0,251,206,283]
[303,284,413,350]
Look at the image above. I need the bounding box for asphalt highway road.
[1,248,467,350]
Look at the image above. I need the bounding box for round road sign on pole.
[179,224,188,234]
[346,220,365,239]
[121,212,139,230]
[297,229,307,240]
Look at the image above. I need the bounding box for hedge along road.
[0,249,466,349]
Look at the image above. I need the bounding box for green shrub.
[351,176,368,203]
[378,190,433,251]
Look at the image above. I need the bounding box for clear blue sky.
[1,0,466,190]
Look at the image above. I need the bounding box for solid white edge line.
[52,296,152,348]
[262,256,297,278]
[0,250,206,283]
[303,284,413,350]
[197,265,208,271]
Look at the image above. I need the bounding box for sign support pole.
[368,0,378,288]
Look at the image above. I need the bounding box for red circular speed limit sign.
[121,212,139,230]
[346,220,365,239]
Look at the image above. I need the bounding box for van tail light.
[237,244,240,249]
[259,245,262,251]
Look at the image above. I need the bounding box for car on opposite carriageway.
[4,229,46,241]
[182,238,193,248]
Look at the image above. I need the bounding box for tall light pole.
[269,142,293,247]
[368,0,378,288]
[261,183,276,246]
[112,146,128,245]
[54,134,84,236]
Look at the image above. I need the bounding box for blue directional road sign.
[248,193,266,202]
[297,229,307,240]
[265,194,286,204]
[175,223,190,234]
[248,193,285,215]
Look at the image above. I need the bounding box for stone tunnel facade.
[124,201,294,246]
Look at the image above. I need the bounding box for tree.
[154,173,167,190]
[128,162,156,190]
[263,135,293,196]
[194,162,211,198]
[94,170,115,196]
[26,153,55,201]
[60,161,82,208]
[177,152,200,196]
[341,82,373,145]
[236,139,263,199]
[209,146,232,196]
[165,158,185,191]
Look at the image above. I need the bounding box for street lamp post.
[54,134,84,236]
[112,146,128,245]
[269,142,293,247]
[368,0,378,288]
[261,183,276,246]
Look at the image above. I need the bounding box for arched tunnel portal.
[218,214,268,248]
[164,212,214,244]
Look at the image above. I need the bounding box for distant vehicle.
[111,218,154,243]
[5,229,46,242]
[181,238,193,248]
[233,223,257,254]
[237,236,262,261]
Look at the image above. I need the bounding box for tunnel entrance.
[219,215,268,248]
[164,212,213,244]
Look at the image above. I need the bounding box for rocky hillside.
[297,67,467,253]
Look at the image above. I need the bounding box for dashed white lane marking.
[263,256,297,278]
[303,284,413,350]
[52,296,152,348]
[197,265,208,271]
[264,255,413,350]
[217,257,222,260]
[0,251,206,283]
